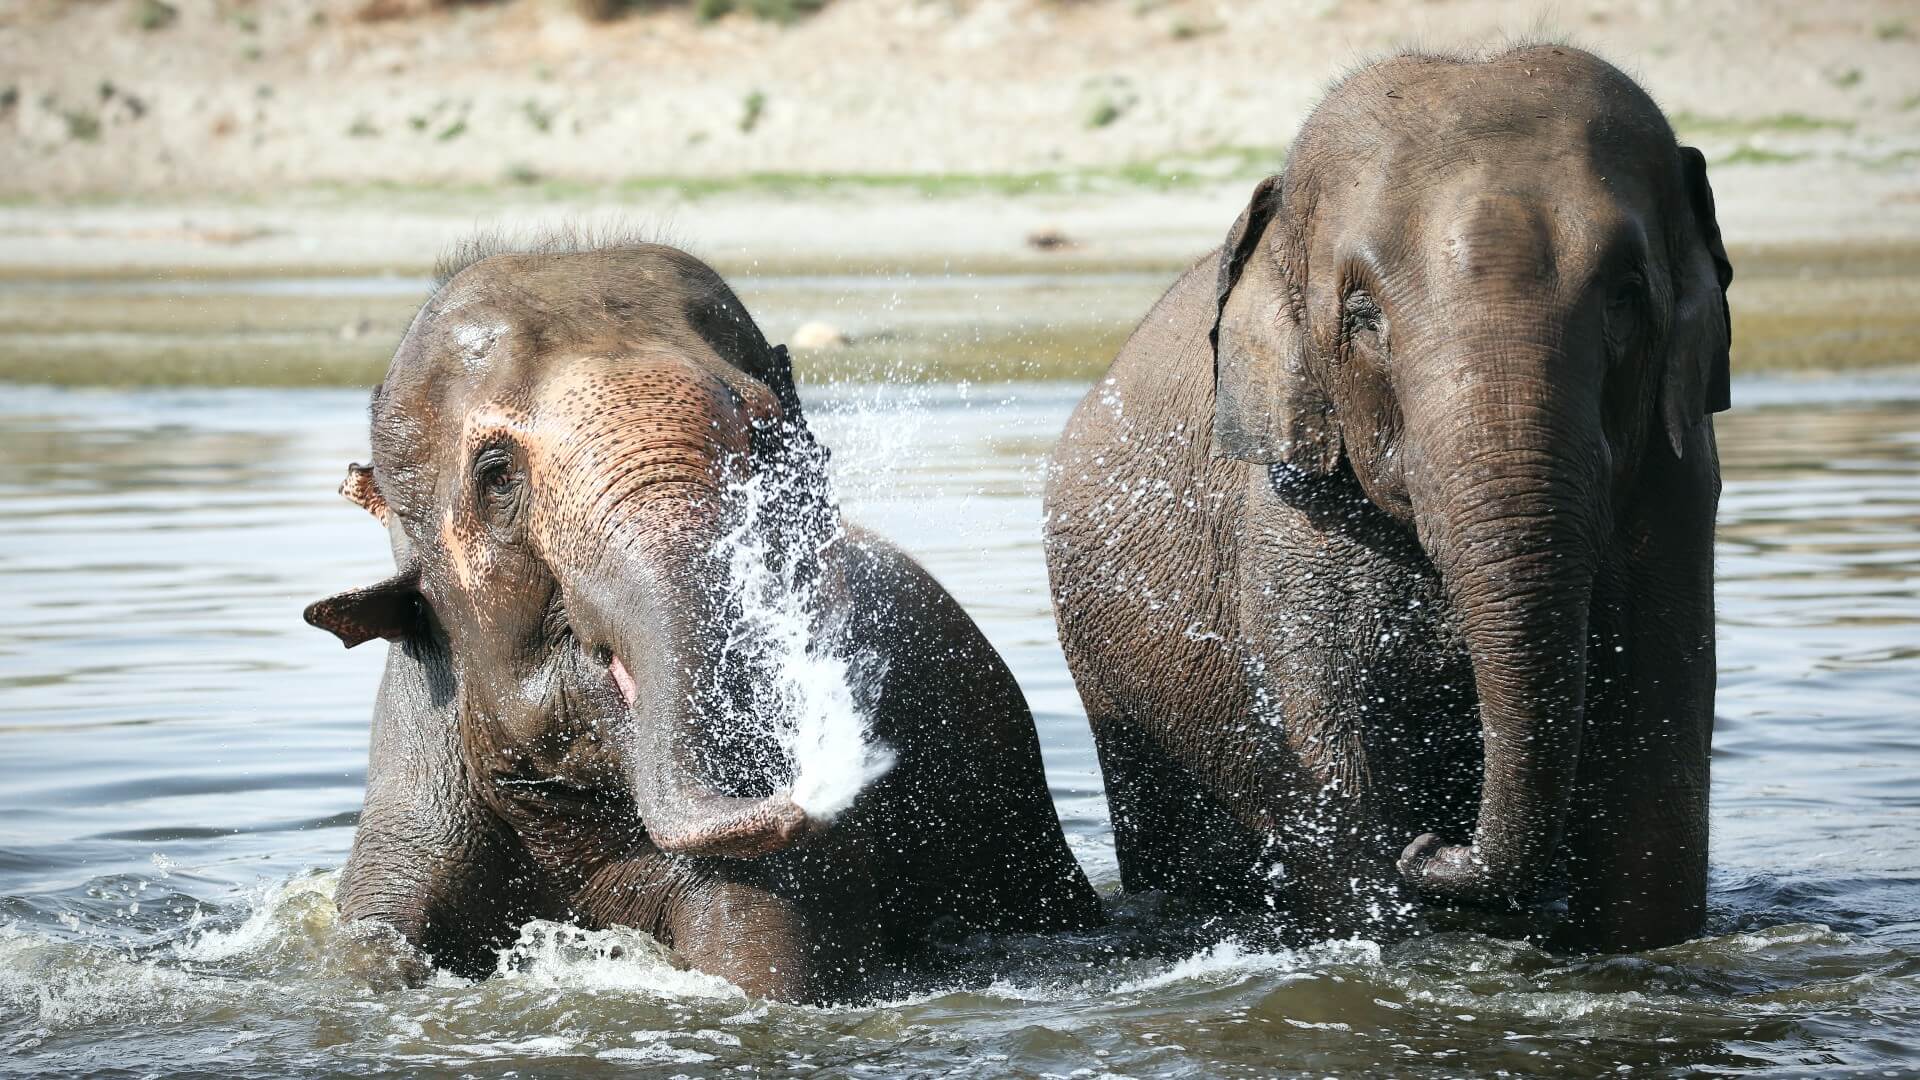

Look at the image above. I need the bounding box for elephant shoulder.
[834,525,985,648]
[1048,250,1241,551]
[832,524,1024,699]
[1055,252,1223,467]
[1115,250,1223,379]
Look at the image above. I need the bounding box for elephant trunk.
[535,398,815,860]
[594,538,813,860]
[1396,337,1603,906]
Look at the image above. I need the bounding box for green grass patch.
[273,150,1279,205]
[605,149,1279,199]
[0,341,391,388]
[790,323,1130,385]
[1169,18,1221,40]
[0,324,1129,389]
[1732,310,1920,372]
[1727,243,1920,372]
[1845,147,1920,170]
[695,0,826,24]
[132,0,178,31]
[3,148,1285,206]
[1669,111,1856,138]
[63,109,101,142]
[739,90,767,134]
[1718,145,1810,166]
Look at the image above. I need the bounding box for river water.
[1,369,1917,1077]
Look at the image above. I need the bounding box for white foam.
[171,871,335,964]
[597,1044,718,1064]
[1116,937,1383,994]
[495,920,745,1000]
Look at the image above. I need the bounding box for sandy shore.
[3,0,1918,272]
[0,0,1916,384]
[5,0,1918,270]
[4,0,1918,195]
[3,154,1920,281]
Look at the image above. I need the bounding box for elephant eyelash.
[472,445,518,495]
[1608,274,1647,313]
[1341,290,1385,344]
[540,597,575,647]
[471,444,526,531]
[1603,274,1649,357]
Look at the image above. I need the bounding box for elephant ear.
[1210,176,1338,473]
[305,569,423,648]
[745,343,829,472]
[1660,146,1734,459]
[340,463,389,523]
[763,343,805,424]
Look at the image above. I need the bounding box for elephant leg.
[666,868,839,1002]
[337,640,542,979]
[1556,756,1709,952]
[577,837,887,1002]
[1087,700,1268,910]
[337,791,537,979]
[1551,588,1720,949]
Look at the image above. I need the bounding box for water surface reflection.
[0,375,1916,1076]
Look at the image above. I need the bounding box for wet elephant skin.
[307,239,1102,1002]
[1044,46,1730,952]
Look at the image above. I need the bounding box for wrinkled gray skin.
[1044,47,1730,952]
[308,241,1100,1002]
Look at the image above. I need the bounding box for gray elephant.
[1043,46,1730,952]
[308,239,1101,1001]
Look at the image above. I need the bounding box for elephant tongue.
[608,655,639,706]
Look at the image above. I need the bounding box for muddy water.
[1,373,1918,1078]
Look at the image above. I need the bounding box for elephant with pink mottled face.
[308,238,1100,1001]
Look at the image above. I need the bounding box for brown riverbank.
[2,0,1916,384]
[2,224,1915,387]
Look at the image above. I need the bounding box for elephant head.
[1209,47,1732,906]
[306,241,840,859]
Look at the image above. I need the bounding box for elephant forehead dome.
[366,237,786,493]
[1294,45,1672,172]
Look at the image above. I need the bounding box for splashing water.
[709,437,896,821]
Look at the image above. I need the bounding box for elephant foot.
[1397,833,1492,900]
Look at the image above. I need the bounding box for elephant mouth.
[608,653,639,707]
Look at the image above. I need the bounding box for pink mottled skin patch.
[339,463,388,523]
[609,655,638,705]
[521,358,766,550]
[440,404,534,598]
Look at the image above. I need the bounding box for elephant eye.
[473,445,522,512]
[1607,275,1645,317]
[1603,274,1647,356]
[1342,290,1385,348]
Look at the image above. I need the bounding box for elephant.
[306,238,1102,1002]
[1043,46,1730,953]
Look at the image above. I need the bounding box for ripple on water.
[1,374,1919,1076]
